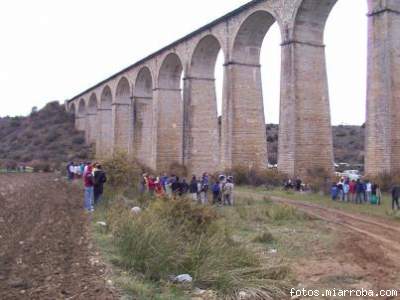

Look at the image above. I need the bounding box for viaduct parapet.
[66,0,400,177]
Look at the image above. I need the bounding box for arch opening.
[87,94,98,144]
[97,86,113,157]
[186,35,224,174]
[113,77,132,153]
[227,10,281,169]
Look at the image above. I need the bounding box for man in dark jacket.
[391,185,400,210]
[93,164,107,205]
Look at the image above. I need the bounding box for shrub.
[31,160,51,172]
[102,151,148,191]
[253,230,275,244]
[371,171,400,192]
[306,167,335,193]
[227,166,287,187]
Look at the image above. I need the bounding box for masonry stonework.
[66,0,400,178]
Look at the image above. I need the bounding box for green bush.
[371,171,400,192]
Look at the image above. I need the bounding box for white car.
[342,170,361,181]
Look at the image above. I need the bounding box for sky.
[0,0,368,125]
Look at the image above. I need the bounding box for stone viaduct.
[66,0,400,177]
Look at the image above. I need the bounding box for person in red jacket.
[349,180,356,203]
[83,164,94,212]
[147,176,156,196]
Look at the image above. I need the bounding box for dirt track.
[0,173,118,300]
[239,190,400,299]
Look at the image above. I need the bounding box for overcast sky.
[0,0,367,125]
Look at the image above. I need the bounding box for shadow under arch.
[113,77,132,153]
[86,93,98,144]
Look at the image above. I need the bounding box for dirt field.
[0,173,118,300]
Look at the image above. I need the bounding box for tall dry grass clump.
[105,197,289,298]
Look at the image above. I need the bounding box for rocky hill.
[266,124,365,166]
[0,102,92,170]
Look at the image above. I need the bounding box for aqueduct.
[66,0,400,177]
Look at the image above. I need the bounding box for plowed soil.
[0,173,118,300]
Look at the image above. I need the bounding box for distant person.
[355,179,365,204]
[200,173,209,204]
[365,180,372,203]
[179,179,189,196]
[83,163,94,212]
[371,183,381,205]
[337,179,344,201]
[343,180,350,202]
[147,176,156,196]
[93,164,107,205]
[295,177,302,192]
[211,181,221,205]
[189,176,198,201]
[331,183,339,201]
[171,176,181,197]
[155,177,165,198]
[349,180,356,202]
[66,161,74,181]
[223,177,234,206]
[391,185,400,210]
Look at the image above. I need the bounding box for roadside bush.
[106,197,289,298]
[31,160,51,172]
[371,171,400,192]
[306,167,335,193]
[102,152,149,191]
[253,230,275,244]
[227,166,287,187]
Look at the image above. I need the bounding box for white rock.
[131,207,142,215]
[96,221,107,227]
[175,274,192,283]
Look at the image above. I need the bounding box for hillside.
[0,103,364,170]
[266,124,365,166]
[0,102,92,170]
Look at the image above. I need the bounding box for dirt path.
[0,173,118,300]
[237,190,400,299]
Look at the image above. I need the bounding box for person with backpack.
[93,164,107,205]
[223,177,234,206]
[83,163,94,212]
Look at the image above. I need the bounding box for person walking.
[391,185,400,210]
[189,176,198,201]
[93,164,107,205]
[83,164,94,212]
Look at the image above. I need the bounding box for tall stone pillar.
[96,108,113,158]
[75,116,85,132]
[183,76,220,175]
[221,62,268,170]
[365,2,400,176]
[133,96,154,168]
[112,102,132,154]
[278,40,334,177]
[153,87,183,172]
[85,112,97,144]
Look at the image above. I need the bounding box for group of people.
[66,161,107,212]
[331,178,382,205]
[140,173,235,206]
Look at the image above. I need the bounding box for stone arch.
[113,76,133,153]
[155,53,184,171]
[86,93,98,144]
[232,10,279,65]
[97,86,113,158]
[69,102,76,115]
[185,35,223,174]
[133,67,154,167]
[158,53,183,90]
[294,0,337,44]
